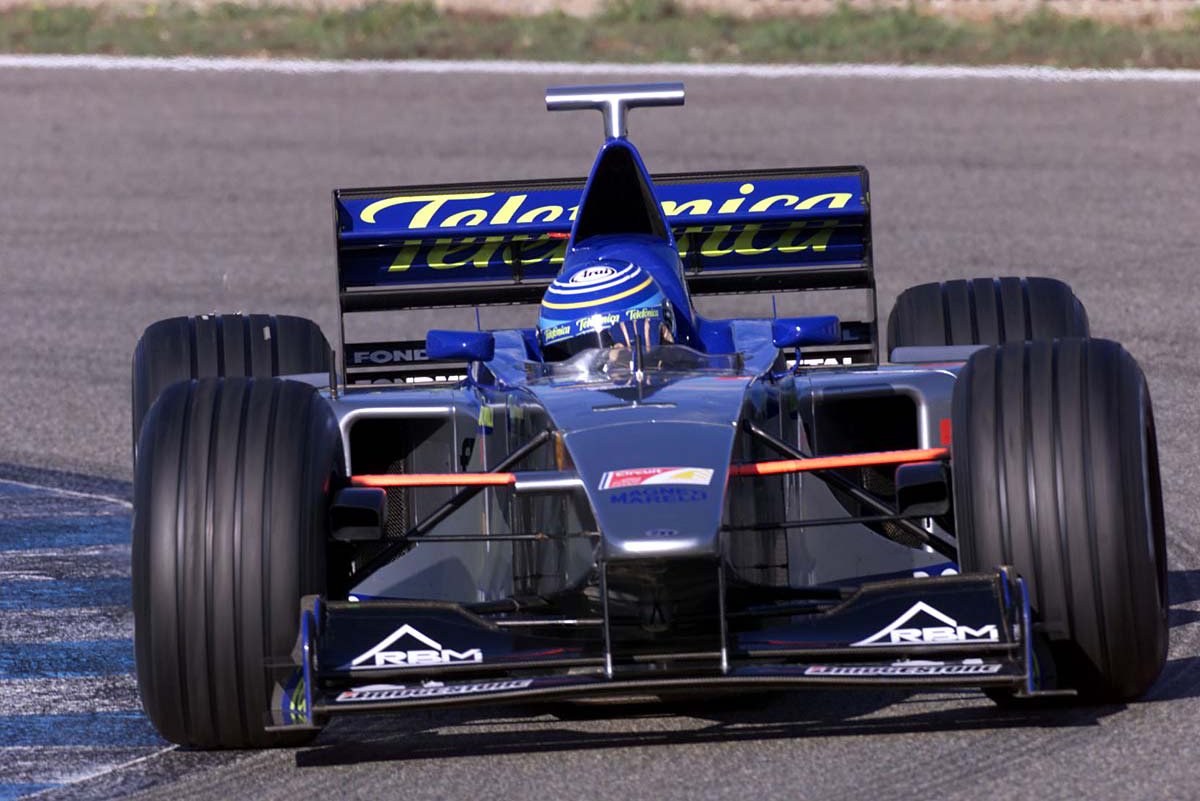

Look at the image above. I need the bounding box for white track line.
[2,54,1200,82]
[23,746,178,800]
[0,473,167,797]
[0,478,131,509]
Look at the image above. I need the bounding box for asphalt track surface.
[0,61,1198,800]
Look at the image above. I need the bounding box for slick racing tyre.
[133,378,341,748]
[952,339,1168,702]
[887,277,1089,354]
[132,313,332,453]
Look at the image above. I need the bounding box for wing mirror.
[330,487,387,542]
[426,330,495,362]
[771,315,840,349]
[895,461,951,517]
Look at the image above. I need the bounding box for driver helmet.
[538,258,676,361]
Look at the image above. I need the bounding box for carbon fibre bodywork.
[332,353,960,603]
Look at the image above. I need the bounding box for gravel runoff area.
[3,0,1196,24]
[442,0,1200,24]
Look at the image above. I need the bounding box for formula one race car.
[130,83,1167,748]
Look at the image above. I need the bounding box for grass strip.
[3,0,1200,68]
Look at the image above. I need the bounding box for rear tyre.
[952,339,1167,702]
[887,277,1089,353]
[132,378,341,747]
[131,313,332,452]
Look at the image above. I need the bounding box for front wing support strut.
[351,430,554,586]
[740,420,957,561]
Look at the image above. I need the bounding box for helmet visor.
[541,307,673,361]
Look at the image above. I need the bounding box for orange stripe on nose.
[729,448,948,477]
[351,473,517,488]
[351,447,950,488]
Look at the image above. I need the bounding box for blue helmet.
[538,258,676,361]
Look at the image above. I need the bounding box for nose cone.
[566,421,736,560]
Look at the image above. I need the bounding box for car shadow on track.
[1142,656,1200,703]
[1168,569,1200,601]
[1166,568,1200,630]
[294,689,1120,769]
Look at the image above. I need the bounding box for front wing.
[268,568,1059,730]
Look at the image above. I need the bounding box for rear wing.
[334,166,874,382]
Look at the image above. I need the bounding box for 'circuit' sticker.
[599,467,714,490]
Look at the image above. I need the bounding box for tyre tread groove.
[268,316,280,376]
[173,382,194,739]
[1020,278,1033,341]
[259,380,280,739]
[214,316,226,377]
[1051,341,1075,641]
[231,382,251,744]
[201,380,223,742]
[187,318,199,380]
[241,315,253,375]
[1021,343,1042,605]
[993,348,1011,564]
[992,278,1005,342]
[1079,343,1111,676]
[940,282,953,345]
[966,279,979,342]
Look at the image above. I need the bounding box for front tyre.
[952,339,1167,701]
[132,378,340,748]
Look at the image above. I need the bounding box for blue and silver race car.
[130,83,1167,748]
